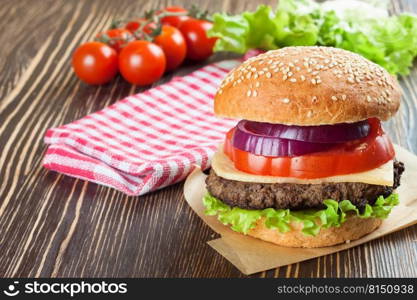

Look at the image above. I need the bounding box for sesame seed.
[312,71,319,76]
[366,96,372,102]
[259,71,264,75]
[341,94,347,100]
[282,98,290,104]
[252,90,258,97]
[347,77,354,83]
[290,78,297,83]
[311,96,318,103]
[255,82,260,87]
[246,73,251,79]
[296,67,301,71]
[311,79,317,85]
[266,72,272,78]
[237,79,242,83]
[283,75,288,81]
[254,74,258,79]
[331,96,338,101]
[307,110,313,118]
[247,90,252,97]
[316,79,322,84]
[301,75,306,81]
[356,142,368,151]
[289,63,295,68]
[287,72,293,77]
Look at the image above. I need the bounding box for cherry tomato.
[72,42,118,85]
[95,28,134,52]
[159,6,190,28]
[179,19,217,61]
[125,18,156,34]
[224,119,395,179]
[154,25,186,71]
[118,40,166,86]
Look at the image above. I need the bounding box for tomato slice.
[224,118,395,179]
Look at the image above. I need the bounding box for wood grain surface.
[0,0,416,278]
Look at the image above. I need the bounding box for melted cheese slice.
[212,146,394,186]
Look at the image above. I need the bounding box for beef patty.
[206,161,404,210]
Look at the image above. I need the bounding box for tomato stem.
[133,11,187,41]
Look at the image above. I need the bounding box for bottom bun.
[247,216,382,248]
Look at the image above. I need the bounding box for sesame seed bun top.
[214,46,401,125]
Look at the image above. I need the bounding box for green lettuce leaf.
[203,193,399,236]
[243,5,279,50]
[273,0,320,47]
[210,13,250,53]
[208,0,417,75]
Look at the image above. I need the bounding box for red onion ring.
[232,120,370,157]
[239,120,370,143]
[232,127,336,157]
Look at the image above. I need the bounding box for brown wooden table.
[1,0,417,278]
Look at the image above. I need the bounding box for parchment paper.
[183,145,417,275]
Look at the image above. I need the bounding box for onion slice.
[232,127,337,157]
[239,120,370,143]
[232,119,371,157]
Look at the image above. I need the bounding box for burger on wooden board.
[204,46,405,248]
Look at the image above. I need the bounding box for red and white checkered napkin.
[43,60,240,196]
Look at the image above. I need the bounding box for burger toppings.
[203,192,399,236]
[235,119,370,144]
[232,119,371,157]
[224,118,395,178]
[211,148,395,187]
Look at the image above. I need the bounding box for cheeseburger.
[204,46,404,248]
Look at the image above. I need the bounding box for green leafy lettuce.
[208,0,417,75]
[203,193,399,236]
